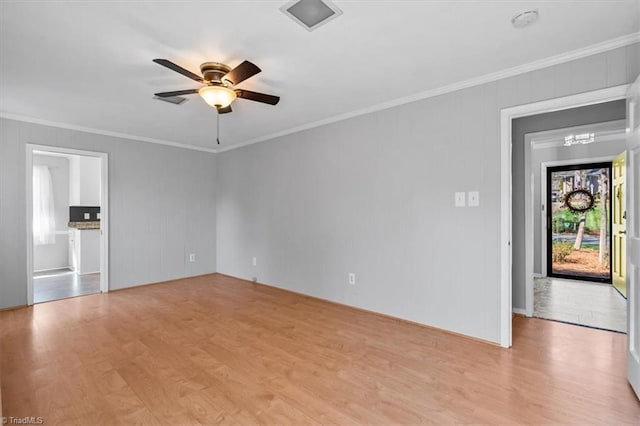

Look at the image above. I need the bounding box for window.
[33,165,56,245]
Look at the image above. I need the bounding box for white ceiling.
[1,1,639,152]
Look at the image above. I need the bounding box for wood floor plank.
[1,273,639,424]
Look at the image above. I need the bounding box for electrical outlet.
[252,257,257,266]
[189,253,196,262]
[348,273,356,285]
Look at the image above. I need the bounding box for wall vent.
[280,0,343,32]
[153,95,188,105]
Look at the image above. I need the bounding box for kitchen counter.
[68,221,100,230]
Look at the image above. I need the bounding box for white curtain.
[33,165,56,245]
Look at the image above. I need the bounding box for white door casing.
[26,144,109,305]
[500,84,629,347]
[626,75,640,400]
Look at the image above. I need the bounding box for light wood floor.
[1,274,638,424]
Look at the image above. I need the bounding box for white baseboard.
[512,308,527,315]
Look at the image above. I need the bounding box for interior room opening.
[524,120,627,333]
[32,150,102,303]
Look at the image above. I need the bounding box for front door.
[612,151,626,296]
[546,162,612,283]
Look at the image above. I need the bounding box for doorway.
[499,84,630,347]
[525,122,627,333]
[546,162,612,283]
[27,145,109,305]
[501,78,640,400]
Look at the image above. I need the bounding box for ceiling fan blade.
[222,61,261,85]
[236,89,280,105]
[153,59,203,83]
[217,105,232,114]
[154,89,199,98]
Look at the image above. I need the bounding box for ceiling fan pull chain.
[216,109,221,145]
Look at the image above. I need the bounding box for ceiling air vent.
[153,95,188,105]
[280,0,343,32]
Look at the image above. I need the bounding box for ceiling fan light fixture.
[198,85,237,108]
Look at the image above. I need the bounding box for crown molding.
[2,33,638,155]
[219,32,640,153]
[0,112,218,154]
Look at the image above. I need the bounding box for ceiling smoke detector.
[511,9,539,28]
[280,0,343,32]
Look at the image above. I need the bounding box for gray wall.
[1,44,637,342]
[530,123,627,275]
[216,43,639,344]
[512,100,626,308]
[33,153,70,271]
[0,118,217,308]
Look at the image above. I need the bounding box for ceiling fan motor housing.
[200,62,232,85]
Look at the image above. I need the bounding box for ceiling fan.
[153,59,280,114]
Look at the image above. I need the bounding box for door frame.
[545,161,612,283]
[499,84,629,347]
[26,144,109,305]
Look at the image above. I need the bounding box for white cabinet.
[69,156,101,206]
[69,228,100,274]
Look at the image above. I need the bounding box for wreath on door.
[563,189,595,213]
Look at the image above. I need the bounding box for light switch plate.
[468,191,480,207]
[455,192,466,207]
